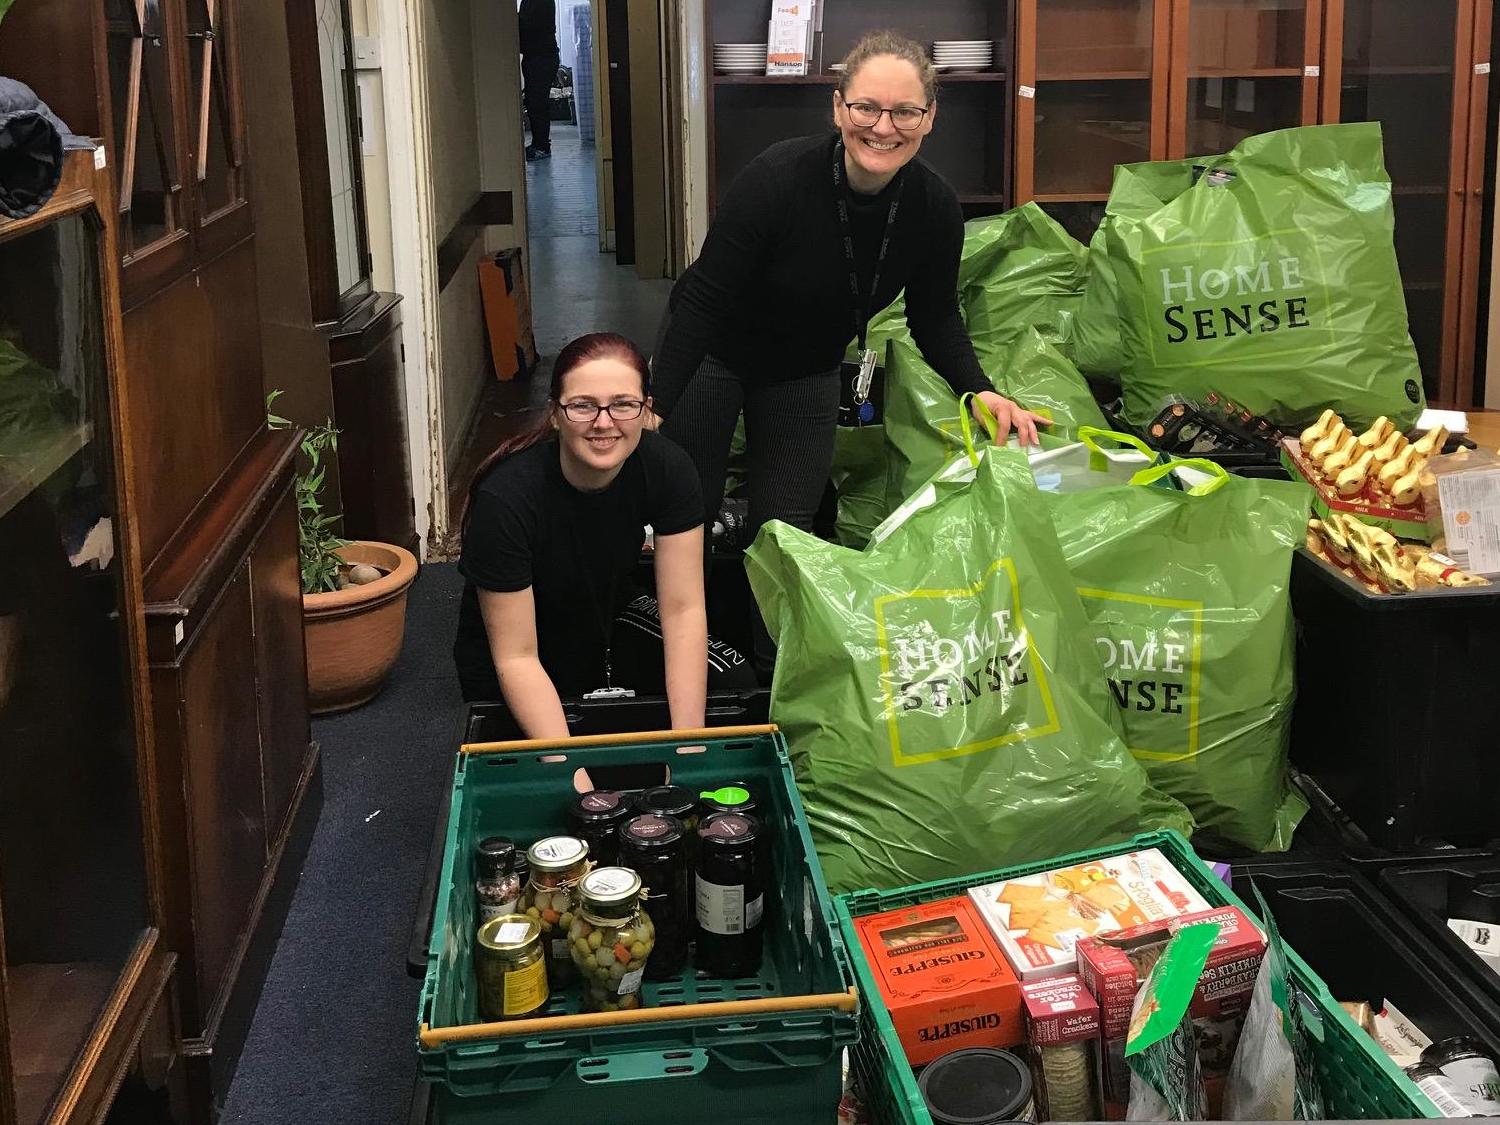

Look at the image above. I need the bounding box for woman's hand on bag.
[972,390,1049,447]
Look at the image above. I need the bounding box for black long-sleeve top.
[518,0,557,56]
[651,132,988,417]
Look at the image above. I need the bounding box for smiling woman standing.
[651,29,1045,668]
[454,332,754,738]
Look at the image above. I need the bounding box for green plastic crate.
[418,727,857,1122]
[834,830,1440,1125]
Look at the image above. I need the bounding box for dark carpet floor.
[220,563,468,1125]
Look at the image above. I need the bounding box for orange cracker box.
[967,847,1211,982]
[1077,905,1265,1120]
[852,896,1024,1067]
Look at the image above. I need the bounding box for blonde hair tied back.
[838,29,938,106]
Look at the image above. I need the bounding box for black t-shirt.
[455,432,703,696]
[650,132,988,416]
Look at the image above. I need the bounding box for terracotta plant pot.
[303,540,419,714]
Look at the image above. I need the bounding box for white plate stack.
[714,43,769,75]
[932,40,994,72]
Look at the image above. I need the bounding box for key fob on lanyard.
[852,349,878,426]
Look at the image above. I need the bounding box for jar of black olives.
[568,789,633,866]
[694,813,764,978]
[618,813,689,979]
[635,785,699,834]
[697,784,757,822]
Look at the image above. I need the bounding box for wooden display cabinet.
[1320,0,1492,402]
[0,150,177,1125]
[704,0,1015,220]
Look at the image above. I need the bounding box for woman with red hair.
[454,332,754,738]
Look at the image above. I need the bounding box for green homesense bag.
[1074,218,1128,376]
[830,424,887,549]
[958,202,1089,356]
[745,428,1194,894]
[884,332,1109,507]
[1043,461,1310,850]
[1088,123,1426,432]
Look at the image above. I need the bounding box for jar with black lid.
[694,812,764,977]
[474,836,521,925]
[1421,1036,1500,1116]
[618,813,689,979]
[635,784,699,833]
[697,784,757,822]
[568,789,633,866]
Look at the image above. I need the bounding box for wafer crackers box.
[967,847,1211,981]
[1022,976,1102,1121]
[852,896,1024,1066]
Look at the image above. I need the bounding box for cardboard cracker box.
[852,895,1024,1067]
[1077,905,1266,1120]
[967,847,1211,981]
[1023,976,1103,1121]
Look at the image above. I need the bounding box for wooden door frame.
[1456,0,1491,403]
[1443,0,1479,396]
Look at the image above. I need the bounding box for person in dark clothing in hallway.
[650,29,1047,670]
[454,332,755,737]
[519,0,560,160]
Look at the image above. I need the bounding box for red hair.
[462,332,651,527]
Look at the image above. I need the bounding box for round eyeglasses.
[559,399,646,423]
[839,96,929,131]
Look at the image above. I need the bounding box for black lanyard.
[832,140,904,353]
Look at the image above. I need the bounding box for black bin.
[1289,548,1500,850]
[405,689,771,977]
[1232,861,1500,1058]
[1381,858,1500,1014]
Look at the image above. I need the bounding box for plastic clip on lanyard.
[833,141,903,426]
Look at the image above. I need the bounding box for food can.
[476,914,549,1021]
[1421,1036,1500,1117]
[918,1047,1036,1124]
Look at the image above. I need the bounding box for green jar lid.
[700,785,751,805]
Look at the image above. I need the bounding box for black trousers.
[458,593,756,704]
[657,340,843,674]
[521,52,559,150]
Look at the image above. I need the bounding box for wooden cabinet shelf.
[1189,66,1305,77]
[1037,69,1154,80]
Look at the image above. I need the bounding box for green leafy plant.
[268,391,350,595]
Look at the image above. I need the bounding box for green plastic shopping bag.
[1076,123,1425,432]
[1042,460,1312,850]
[957,202,1090,356]
[746,410,1194,894]
[830,424,887,549]
[883,331,1110,508]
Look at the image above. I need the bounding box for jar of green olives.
[518,836,589,987]
[568,867,655,1013]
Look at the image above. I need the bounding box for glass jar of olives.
[618,813,689,980]
[568,867,655,1013]
[568,789,633,866]
[476,914,549,1021]
[635,785,699,834]
[518,836,590,987]
[697,784,757,822]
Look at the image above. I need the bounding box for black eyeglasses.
[838,95,930,131]
[559,399,646,423]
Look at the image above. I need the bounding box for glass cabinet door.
[185,0,248,227]
[1331,0,1462,392]
[1018,0,1173,238]
[0,215,151,1124]
[1171,0,1320,158]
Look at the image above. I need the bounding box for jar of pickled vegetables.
[568,867,655,1012]
[475,914,549,1021]
[518,836,589,987]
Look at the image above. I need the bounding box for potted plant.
[269,394,418,713]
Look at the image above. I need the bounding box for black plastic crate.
[404,690,771,978]
[1292,771,1499,870]
[1288,547,1500,850]
[1380,858,1500,1014]
[1232,861,1500,1058]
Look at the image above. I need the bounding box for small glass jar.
[568,789,634,867]
[569,867,655,1012]
[694,813,765,978]
[697,784,757,822]
[518,836,590,987]
[476,914,549,1021]
[474,836,521,925]
[618,813,689,979]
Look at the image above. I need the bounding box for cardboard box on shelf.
[967,847,1211,982]
[1282,438,1431,541]
[1077,905,1266,1120]
[852,895,1024,1067]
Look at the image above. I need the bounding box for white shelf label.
[94,146,107,170]
[1304,65,1321,77]
[1018,84,1036,99]
[1476,62,1491,75]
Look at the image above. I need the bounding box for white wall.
[349,0,396,292]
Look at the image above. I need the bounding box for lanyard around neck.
[832,140,904,353]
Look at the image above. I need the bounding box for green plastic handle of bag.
[958,392,999,467]
[1076,425,1157,473]
[1128,457,1231,496]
